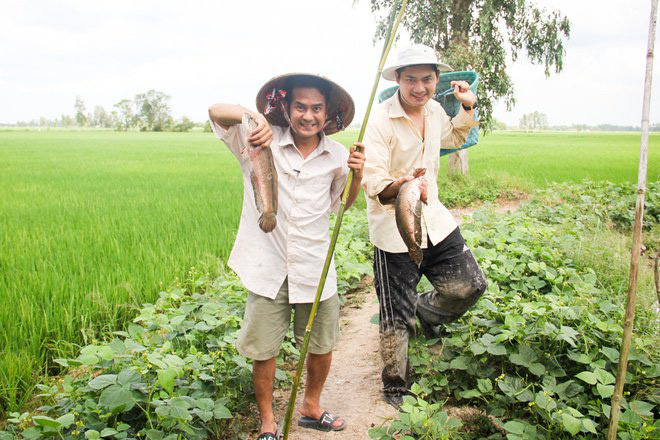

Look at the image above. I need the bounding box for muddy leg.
[373,247,420,405]
[379,327,411,393]
[418,228,487,326]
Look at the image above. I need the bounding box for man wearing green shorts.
[208,73,365,439]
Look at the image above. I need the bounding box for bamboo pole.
[607,0,657,437]
[654,253,659,306]
[281,1,408,438]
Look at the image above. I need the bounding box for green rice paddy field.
[0,130,658,413]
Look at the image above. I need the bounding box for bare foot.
[259,420,277,437]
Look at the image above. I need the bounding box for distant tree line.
[519,111,549,131]
[8,101,659,134]
[9,90,211,132]
[551,123,660,132]
[491,112,660,132]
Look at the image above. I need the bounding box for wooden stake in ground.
[280,1,409,438]
[607,0,658,437]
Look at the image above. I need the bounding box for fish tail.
[259,212,277,233]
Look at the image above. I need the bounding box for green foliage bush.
[369,388,463,440]
[0,210,372,439]
[1,271,253,440]
[332,209,373,294]
[533,180,659,233]
[438,173,527,209]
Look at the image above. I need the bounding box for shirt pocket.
[295,175,333,215]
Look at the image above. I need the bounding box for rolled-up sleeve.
[362,112,395,199]
[440,108,479,149]
[209,119,248,165]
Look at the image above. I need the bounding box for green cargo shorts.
[236,279,340,361]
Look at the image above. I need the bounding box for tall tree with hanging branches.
[369,0,570,172]
[370,0,570,131]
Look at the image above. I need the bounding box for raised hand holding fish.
[395,168,428,266]
[246,111,273,148]
[241,113,278,233]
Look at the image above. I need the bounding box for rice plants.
[0,131,242,413]
[442,131,660,186]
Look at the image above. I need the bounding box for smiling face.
[288,87,328,140]
[395,64,439,110]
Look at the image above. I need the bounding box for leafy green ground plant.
[531,181,659,309]
[0,210,373,439]
[332,210,373,294]
[369,387,463,440]
[370,182,659,439]
[1,270,252,439]
[533,180,659,233]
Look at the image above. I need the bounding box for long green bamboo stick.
[281,1,408,437]
[607,0,657,437]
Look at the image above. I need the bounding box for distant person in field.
[362,44,487,408]
[208,73,364,439]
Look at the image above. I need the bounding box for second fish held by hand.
[241,113,278,233]
[395,168,428,267]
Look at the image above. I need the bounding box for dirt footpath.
[274,286,396,439]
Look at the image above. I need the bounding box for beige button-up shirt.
[362,92,478,253]
[211,120,349,303]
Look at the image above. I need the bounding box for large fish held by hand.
[241,113,278,233]
[395,168,428,266]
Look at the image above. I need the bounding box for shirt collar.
[277,126,333,156]
[387,90,435,120]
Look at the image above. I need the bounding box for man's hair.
[283,75,330,105]
[395,64,440,78]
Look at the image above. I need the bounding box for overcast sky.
[1,0,658,127]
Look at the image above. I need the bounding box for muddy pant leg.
[373,247,421,395]
[417,227,487,325]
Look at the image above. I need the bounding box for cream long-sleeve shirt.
[211,120,349,303]
[362,92,479,253]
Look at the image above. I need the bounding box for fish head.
[242,113,259,131]
[410,168,428,204]
[412,168,426,178]
[238,114,258,159]
[419,178,428,204]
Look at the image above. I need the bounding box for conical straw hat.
[255,73,355,135]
